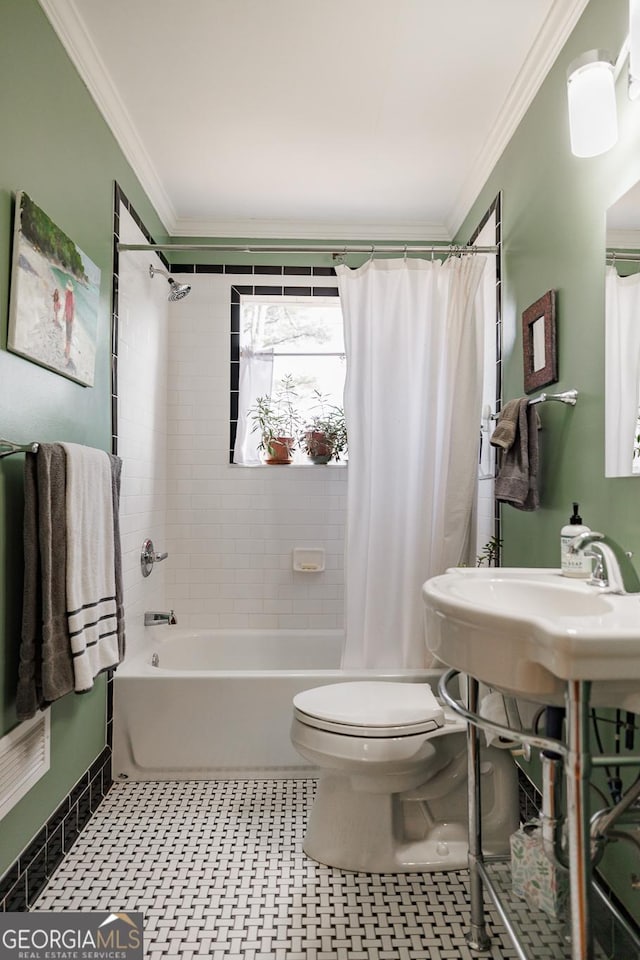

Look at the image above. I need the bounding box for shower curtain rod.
[118,241,498,256]
[606,249,640,262]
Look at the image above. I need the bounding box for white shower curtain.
[336,256,487,668]
[605,265,640,476]
[233,348,274,465]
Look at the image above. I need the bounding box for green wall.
[457,0,640,921]
[0,0,165,875]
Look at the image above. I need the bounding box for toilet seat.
[293,681,445,738]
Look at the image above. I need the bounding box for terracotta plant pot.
[304,430,334,464]
[265,437,294,464]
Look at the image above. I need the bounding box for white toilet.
[291,679,519,873]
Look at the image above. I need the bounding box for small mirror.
[605,181,640,477]
[522,290,557,393]
[531,316,546,371]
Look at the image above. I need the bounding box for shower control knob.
[141,538,169,577]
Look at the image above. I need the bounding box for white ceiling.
[40,0,588,239]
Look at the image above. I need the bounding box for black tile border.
[168,263,336,278]
[228,282,340,462]
[0,746,112,911]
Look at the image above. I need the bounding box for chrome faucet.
[144,610,177,626]
[568,531,640,594]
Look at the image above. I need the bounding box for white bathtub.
[112,628,441,781]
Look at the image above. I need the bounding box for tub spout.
[144,610,177,626]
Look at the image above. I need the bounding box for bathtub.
[112,628,441,781]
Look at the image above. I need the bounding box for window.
[232,294,346,465]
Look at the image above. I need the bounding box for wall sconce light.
[567,50,618,157]
[567,1,640,157]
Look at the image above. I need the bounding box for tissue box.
[510,821,569,919]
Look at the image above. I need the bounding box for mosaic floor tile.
[32,779,548,959]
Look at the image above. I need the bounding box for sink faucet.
[568,532,640,594]
[144,610,177,626]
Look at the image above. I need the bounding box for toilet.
[291,680,519,873]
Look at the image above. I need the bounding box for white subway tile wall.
[117,257,496,636]
[164,272,347,630]
[117,207,169,650]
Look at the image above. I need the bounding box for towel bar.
[0,439,39,459]
[487,389,578,420]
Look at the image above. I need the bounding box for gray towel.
[38,444,75,704]
[109,454,126,662]
[16,444,74,721]
[16,452,43,721]
[494,400,541,511]
[490,398,521,451]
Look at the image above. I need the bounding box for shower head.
[149,264,191,301]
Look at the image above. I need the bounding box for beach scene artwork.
[8,191,101,387]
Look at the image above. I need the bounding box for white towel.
[61,443,119,691]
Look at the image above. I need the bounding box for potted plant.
[300,391,348,464]
[249,374,302,464]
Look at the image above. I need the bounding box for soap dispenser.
[560,502,591,578]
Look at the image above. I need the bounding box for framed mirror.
[605,180,640,477]
[522,289,557,393]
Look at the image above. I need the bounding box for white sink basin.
[422,567,640,710]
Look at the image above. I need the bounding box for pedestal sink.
[422,567,640,711]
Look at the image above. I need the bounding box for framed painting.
[7,191,100,387]
[522,289,557,394]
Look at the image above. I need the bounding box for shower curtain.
[336,255,487,668]
[233,348,274,465]
[605,265,640,476]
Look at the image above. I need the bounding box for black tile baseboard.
[0,746,112,912]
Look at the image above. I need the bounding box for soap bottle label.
[560,535,592,577]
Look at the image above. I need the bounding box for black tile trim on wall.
[0,746,111,911]
[169,263,336,278]
[227,282,340,462]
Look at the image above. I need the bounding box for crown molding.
[447,0,591,238]
[39,0,590,243]
[171,217,451,241]
[38,0,175,232]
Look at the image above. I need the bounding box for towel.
[494,399,541,510]
[16,451,43,720]
[38,445,75,703]
[489,398,521,451]
[16,444,75,721]
[61,443,120,692]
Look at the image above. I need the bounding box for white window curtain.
[233,348,274,465]
[605,265,640,476]
[336,256,487,669]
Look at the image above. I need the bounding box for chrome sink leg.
[565,680,594,960]
[466,675,491,952]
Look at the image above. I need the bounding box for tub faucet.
[568,531,640,594]
[144,610,177,626]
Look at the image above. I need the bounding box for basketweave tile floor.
[32,778,553,960]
